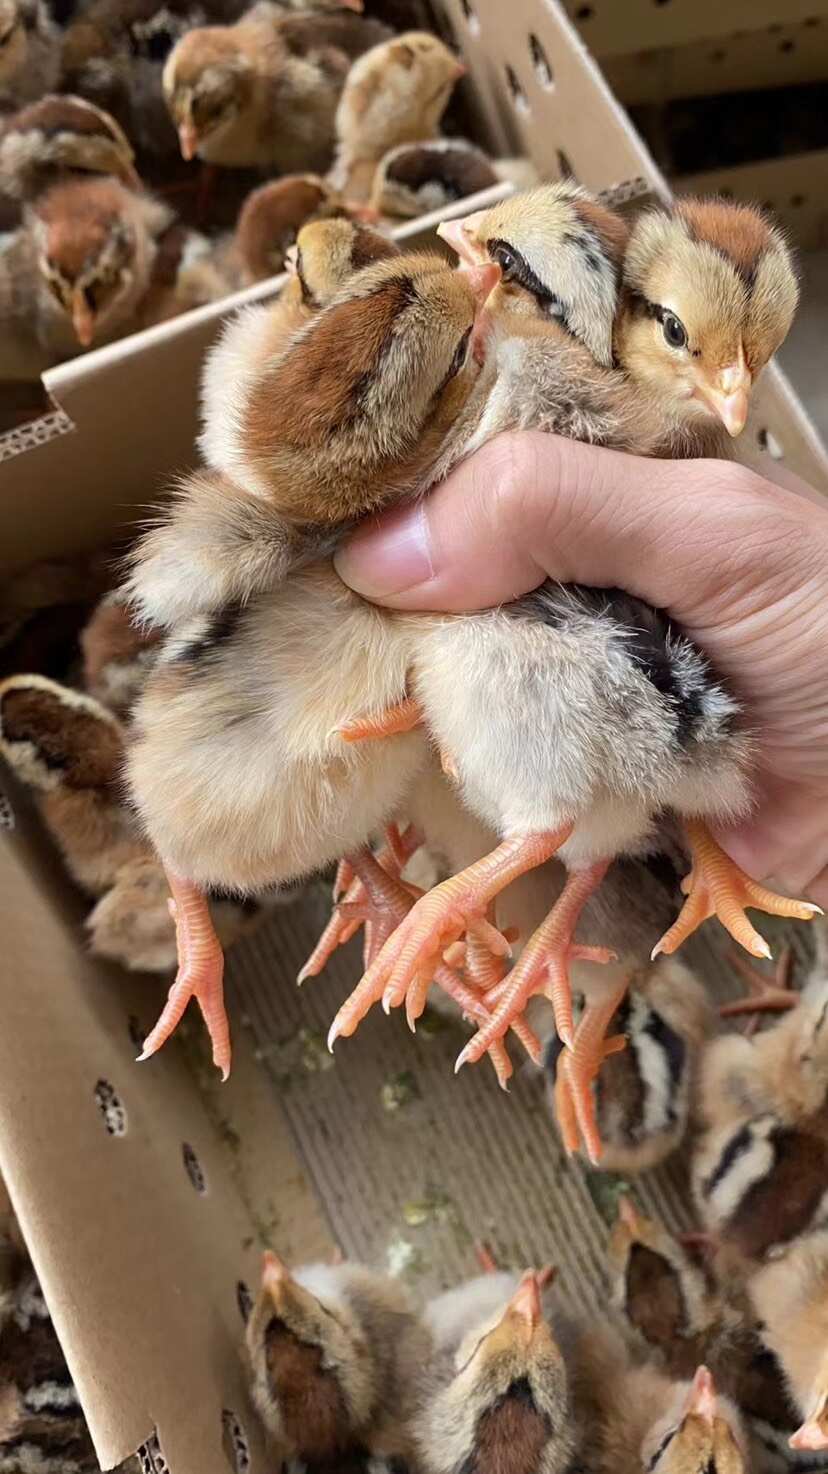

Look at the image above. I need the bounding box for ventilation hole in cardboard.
[720,187,734,199]
[138,1434,168,1473]
[528,32,553,87]
[127,1014,145,1052]
[653,0,671,7]
[779,38,795,52]
[757,427,784,460]
[574,4,594,19]
[504,64,529,114]
[182,1141,207,1194]
[556,149,577,181]
[94,1080,127,1136]
[236,1280,253,1324]
[458,0,479,34]
[790,193,805,207]
[805,16,820,26]
[0,792,13,831]
[709,47,726,61]
[222,1410,251,1473]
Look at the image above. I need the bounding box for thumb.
[334,432,779,620]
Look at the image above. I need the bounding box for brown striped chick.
[162,4,390,170]
[692,940,828,1267]
[0,0,59,113]
[230,173,350,284]
[80,591,163,715]
[0,94,139,202]
[750,1228,828,1455]
[544,954,714,1171]
[246,1251,429,1468]
[371,138,497,220]
[124,251,497,1078]
[329,31,465,204]
[0,674,246,973]
[328,184,812,1117]
[415,1269,576,1474]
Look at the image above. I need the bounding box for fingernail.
[334,501,434,598]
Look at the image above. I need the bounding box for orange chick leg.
[553,975,630,1164]
[457,861,614,1066]
[138,872,230,1080]
[327,828,572,1050]
[298,823,422,983]
[719,943,798,1019]
[337,697,422,743]
[653,819,821,961]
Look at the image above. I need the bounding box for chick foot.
[653,819,821,962]
[553,976,629,1164]
[719,943,798,1020]
[456,862,614,1067]
[446,919,542,1069]
[338,696,422,743]
[138,872,230,1080]
[298,824,422,982]
[328,829,571,1049]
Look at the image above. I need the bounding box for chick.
[371,138,498,220]
[162,4,390,171]
[0,94,139,202]
[330,31,466,203]
[329,184,812,1137]
[228,172,373,284]
[544,954,715,1171]
[608,1197,808,1470]
[0,176,227,370]
[0,0,59,113]
[692,946,828,1265]
[245,1250,428,1466]
[415,1268,575,1474]
[750,1228,828,1454]
[80,591,163,715]
[124,249,497,1077]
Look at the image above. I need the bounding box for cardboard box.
[0,3,826,1472]
[560,0,828,61]
[603,18,828,105]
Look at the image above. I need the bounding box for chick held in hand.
[245,1250,429,1467]
[415,1268,575,1474]
[329,184,816,1132]
[126,250,499,1078]
[162,2,390,171]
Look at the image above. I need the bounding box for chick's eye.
[662,311,687,350]
[489,241,517,282]
[447,326,472,379]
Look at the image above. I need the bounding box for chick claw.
[653,819,822,962]
[298,824,422,983]
[553,976,630,1165]
[138,873,230,1080]
[719,943,798,1020]
[456,861,612,1067]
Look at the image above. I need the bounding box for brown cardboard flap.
[560,0,825,60]
[604,19,828,104]
[677,151,828,254]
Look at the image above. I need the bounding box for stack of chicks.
[241,1237,753,1474]
[0,0,524,384]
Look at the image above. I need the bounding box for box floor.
[206,883,816,1309]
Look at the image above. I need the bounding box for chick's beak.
[617,1195,644,1236]
[696,355,752,438]
[685,1365,718,1426]
[451,59,467,80]
[71,290,95,347]
[436,209,487,266]
[284,245,299,276]
[262,1249,291,1301]
[178,121,199,161]
[506,1270,542,1338]
[790,1395,828,1452]
[464,259,501,309]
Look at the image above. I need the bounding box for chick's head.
[235,175,343,284]
[163,29,251,161]
[437,183,628,366]
[4,94,140,193]
[617,197,797,438]
[609,1197,720,1350]
[288,215,399,306]
[642,1366,746,1474]
[30,177,144,346]
[337,31,465,158]
[755,973,828,1123]
[422,1271,572,1474]
[245,1252,375,1460]
[233,251,499,521]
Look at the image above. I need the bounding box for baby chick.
[329,184,812,1132]
[246,1250,429,1466]
[415,1268,575,1474]
[80,591,162,715]
[0,94,139,202]
[692,942,828,1265]
[126,249,498,1077]
[0,0,59,113]
[229,172,370,284]
[371,138,498,220]
[330,31,466,203]
[0,176,227,370]
[750,1228,828,1454]
[162,4,390,171]
[544,954,714,1171]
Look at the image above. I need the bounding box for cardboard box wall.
[1,3,827,1472]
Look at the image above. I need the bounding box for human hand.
[335,432,828,907]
